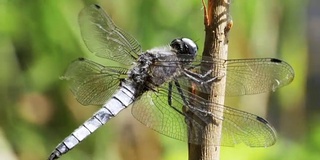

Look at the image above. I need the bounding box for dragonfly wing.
[62,58,128,106]
[189,94,277,147]
[132,80,276,146]
[223,58,294,95]
[131,82,203,143]
[178,57,294,96]
[219,105,277,147]
[79,4,141,65]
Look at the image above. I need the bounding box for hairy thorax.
[128,47,182,91]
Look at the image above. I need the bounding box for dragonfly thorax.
[128,48,183,91]
[128,52,156,92]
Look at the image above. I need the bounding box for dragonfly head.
[170,38,198,60]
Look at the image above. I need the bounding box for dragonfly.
[48,4,294,160]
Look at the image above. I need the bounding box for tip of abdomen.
[48,150,61,160]
[48,142,70,160]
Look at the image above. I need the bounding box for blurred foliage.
[0,0,318,160]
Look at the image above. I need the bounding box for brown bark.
[188,0,231,160]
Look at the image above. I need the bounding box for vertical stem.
[188,0,231,160]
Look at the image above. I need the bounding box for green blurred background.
[0,0,318,159]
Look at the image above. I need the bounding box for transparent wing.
[62,58,128,105]
[131,81,276,146]
[177,57,294,96]
[79,4,141,65]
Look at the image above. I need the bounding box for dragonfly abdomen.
[48,83,137,160]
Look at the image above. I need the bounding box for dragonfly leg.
[183,69,225,85]
[167,82,187,115]
[173,80,209,118]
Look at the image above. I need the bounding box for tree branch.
[188,0,231,160]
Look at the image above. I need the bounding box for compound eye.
[181,38,198,56]
[170,39,183,52]
[170,38,198,57]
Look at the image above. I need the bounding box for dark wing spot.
[270,58,282,63]
[256,116,269,124]
[94,4,101,9]
[78,57,85,61]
